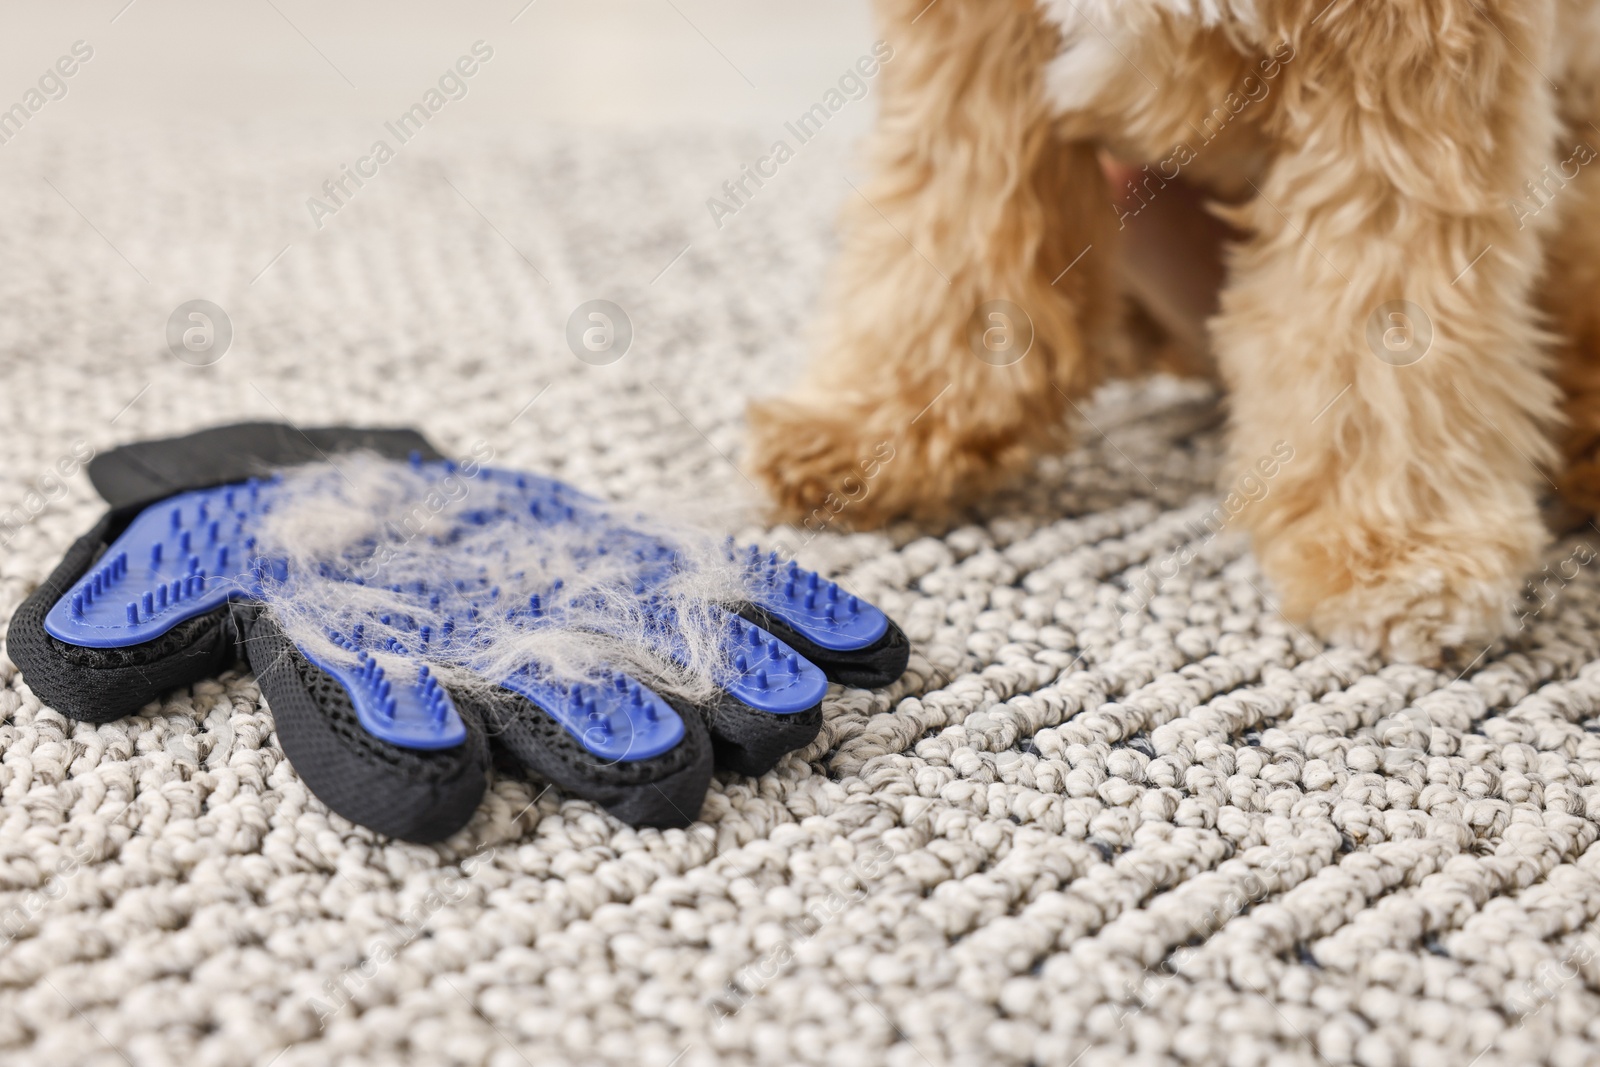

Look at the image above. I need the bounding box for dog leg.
[1540,26,1600,520]
[1214,2,1561,664]
[746,0,1118,527]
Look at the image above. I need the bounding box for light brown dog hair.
[748,0,1600,664]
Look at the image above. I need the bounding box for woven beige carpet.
[1,126,1598,1067]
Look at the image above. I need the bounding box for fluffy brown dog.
[747,0,1600,664]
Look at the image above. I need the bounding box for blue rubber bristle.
[40,480,477,751]
[737,545,889,653]
[299,632,469,750]
[46,492,254,651]
[43,460,893,758]
[502,667,683,760]
[714,609,827,713]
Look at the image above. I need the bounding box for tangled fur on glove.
[252,454,756,703]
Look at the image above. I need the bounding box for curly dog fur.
[748,0,1600,665]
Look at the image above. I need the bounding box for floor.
[0,7,1599,1067]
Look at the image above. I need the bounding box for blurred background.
[0,1,876,127]
[0,0,891,547]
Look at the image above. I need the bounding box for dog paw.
[745,398,913,529]
[746,393,1051,529]
[1258,519,1542,666]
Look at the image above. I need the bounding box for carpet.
[1,124,1598,1067]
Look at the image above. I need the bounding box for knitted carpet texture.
[2,126,1599,1067]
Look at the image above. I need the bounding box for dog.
[747,0,1600,665]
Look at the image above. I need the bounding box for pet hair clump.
[251,454,761,707]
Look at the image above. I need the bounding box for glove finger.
[734,555,910,689]
[8,512,239,723]
[244,612,489,843]
[735,606,909,691]
[683,610,825,777]
[470,669,713,829]
[478,469,911,690]
[554,602,825,779]
[13,421,445,725]
[695,688,822,778]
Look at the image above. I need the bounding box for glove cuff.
[88,421,443,511]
